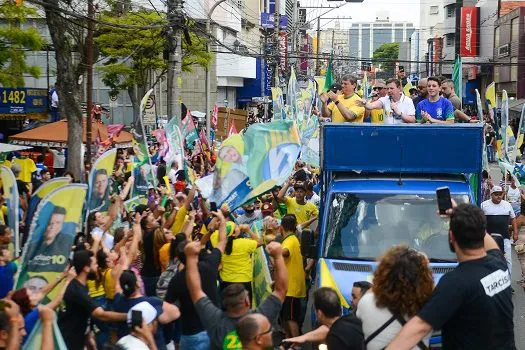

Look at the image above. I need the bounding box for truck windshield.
[323,193,470,261]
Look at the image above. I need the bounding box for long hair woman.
[357,245,434,350]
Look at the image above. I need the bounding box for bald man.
[412,78,428,108]
[236,314,273,350]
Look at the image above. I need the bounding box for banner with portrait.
[16,184,87,300]
[87,148,116,214]
[164,118,184,170]
[0,165,19,257]
[25,177,71,245]
[197,120,301,210]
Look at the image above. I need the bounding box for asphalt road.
[490,164,525,349]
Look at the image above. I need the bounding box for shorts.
[280,297,303,322]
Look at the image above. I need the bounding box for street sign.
[143,95,156,126]
[0,88,49,120]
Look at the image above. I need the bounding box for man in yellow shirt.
[277,180,318,226]
[321,75,365,123]
[280,214,306,340]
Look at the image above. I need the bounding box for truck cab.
[306,123,484,346]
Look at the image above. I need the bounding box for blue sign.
[0,88,49,118]
[261,13,288,29]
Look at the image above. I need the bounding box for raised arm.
[212,210,227,253]
[266,242,288,302]
[119,176,134,200]
[277,177,292,202]
[102,195,122,232]
[181,211,196,240]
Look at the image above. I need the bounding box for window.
[430,6,439,15]
[445,33,455,47]
[511,18,519,43]
[446,5,455,18]
[494,27,500,48]
[511,57,518,81]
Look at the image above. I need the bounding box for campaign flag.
[251,246,273,308]
[486,82,496,109]
[211,105,218,128]
[500,90,510,161]
[181,111,199,149]
[199,129,210,152]
[87,148,116,214]
[300,127,320,168]
[287,67,300,123]
[476,89,489,172]
[152,129,169,159]
[23,317,67,350]
[0,166,19,256]
[323,54,334,93]
[271,87,286,121]
[164,118,184,170]
[133,89,154,168]
[123,195,147,213]
[452,55,462,100]
[16,184,87,300]
[25,177,71,246]
[96,124,125,160]
[512,103,525,163]
[200,120,301,210]
[131,155,156,197]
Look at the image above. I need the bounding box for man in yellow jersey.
[368,80,387,123]
[279,214,306,340]
[320,75,365,123]
[277,180,318,226]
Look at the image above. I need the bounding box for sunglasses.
[254,325,273,339]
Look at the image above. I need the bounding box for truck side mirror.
[301,229,316,258]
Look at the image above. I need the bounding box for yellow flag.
[403,80,414,96]
[486,82,496,108]
[319,259,350,309]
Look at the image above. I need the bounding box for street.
[490,164,525,349]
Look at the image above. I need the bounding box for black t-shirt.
[326,315,364,350]
[141,229,160,277]
[164,248,222,335]
[486,131,496,145]
[58,279,99,350]
[418,249,515,349]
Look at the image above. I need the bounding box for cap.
[127,301,158,325]
[491,186,504,194]
[372,79,386,89]
[399,66,405,72]
[329,83,343,92]
[261,202,273,214]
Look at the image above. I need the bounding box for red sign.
[460,7,479,57]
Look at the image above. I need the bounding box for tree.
[0,1,44,87]
[95,8,212,119]
[42,0,92,180]
[372,42,399,76]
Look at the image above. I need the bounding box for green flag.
[323,55,334,92]
[452,55,462,101]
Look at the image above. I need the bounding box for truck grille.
[332,262,373,272]
[431,266,455,274]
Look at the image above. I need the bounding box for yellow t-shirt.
[328,94,366,123]
[13,158,37,183]
[170,206,188,234]
[220,238,257,283]
[0,160,12,169]
[103,268,116,300]
[87,279,106,298]
[159,242,171,272]
[0,205,7,225]
[370,109,385,124]
[282,234,306,298]
[285,197,319,225]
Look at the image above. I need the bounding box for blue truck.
[302,123,484,347]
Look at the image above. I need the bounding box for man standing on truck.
[277,179,318,226]
[320,75,365,123]
[415,76,455,124]
[359,78,416,124]
[386,204,516,350]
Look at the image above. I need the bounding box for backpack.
[156,260,179,299]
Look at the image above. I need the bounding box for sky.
[302,0,421,29]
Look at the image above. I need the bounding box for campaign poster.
[0,165,19,256]
[16,184,87,300]
[87,148,116,214]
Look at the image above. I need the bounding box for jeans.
[180,331,210,350]
[91,296,109,348]
[504,238,512,276]
[487,145,495,162]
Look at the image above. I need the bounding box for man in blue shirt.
[416,76,455,124]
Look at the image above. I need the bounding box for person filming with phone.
[386,199,516,349]
[117,301,159,350]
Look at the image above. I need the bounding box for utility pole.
[86,0,94,166]
[455,0,463,58]
[167,0,183,125]
[274,0,280,87]
[291,0,298,60]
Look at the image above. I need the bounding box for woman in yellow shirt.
[219,222,262,302]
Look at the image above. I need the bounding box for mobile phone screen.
[210,202,217,212]
[436,187,452,215]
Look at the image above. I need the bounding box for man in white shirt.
[359,78,416,124]
[167,161,180,184]
[481,185,518,275]
[50,148,66,177]
[117,301,159,350]
[50,85,59,122]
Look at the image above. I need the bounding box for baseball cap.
[127,301,158,325]
[294,181,307,191]
[261,202,273,215]
[491,186,504,194]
